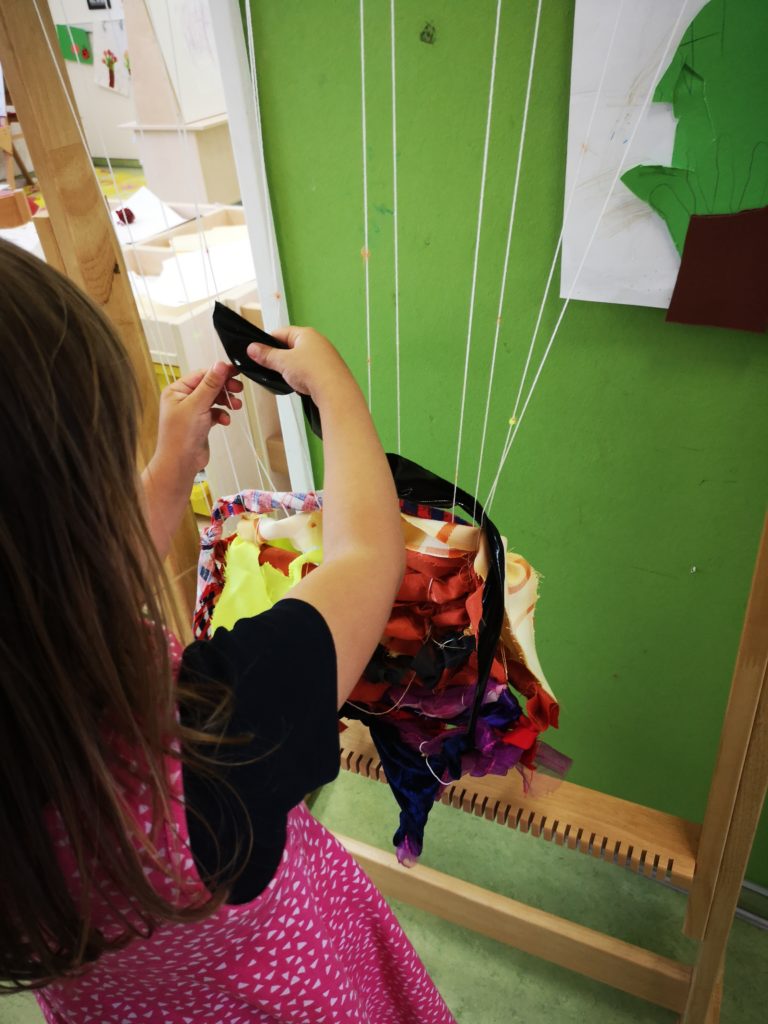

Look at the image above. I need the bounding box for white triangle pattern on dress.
[36,635,456,1024]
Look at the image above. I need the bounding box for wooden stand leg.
[686,517,768,940]
[677,962,723,1024]
[703,967,723,1024]
[11,141,34,185]
[681,668,768,1022]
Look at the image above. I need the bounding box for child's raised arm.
[247,327,404,707]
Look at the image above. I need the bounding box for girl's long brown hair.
[0,239,233,992]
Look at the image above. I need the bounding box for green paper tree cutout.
[622,0,768,254]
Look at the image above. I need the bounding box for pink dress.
[36,637,456,1024]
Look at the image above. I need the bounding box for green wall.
[246,0,768,885]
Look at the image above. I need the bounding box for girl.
[0,238,455,1023]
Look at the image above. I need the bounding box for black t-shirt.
[178,599,339,905]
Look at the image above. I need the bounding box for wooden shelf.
[339,718,700,888]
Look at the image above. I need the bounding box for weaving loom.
[2,2,766,1021]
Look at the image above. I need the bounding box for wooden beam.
[685,515,768,940]
[336,833,692,1014]
[0,0,198,623]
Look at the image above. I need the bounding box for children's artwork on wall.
[621,0,768,333]
[93,17,129,95]
[563,0,768,333]
[561,0,708,311]
[56,24,92,65]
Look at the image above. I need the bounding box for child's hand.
[156,362,243,478]
[142,363,244,558]
[247,326,351,403]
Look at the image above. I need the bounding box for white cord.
[390,0,402,452]
[452,0,502,511]
[474,0,542,502]
[485,0,689,511]
[508,0,627,437]
[360,0,373,411]
[419,741,451,787]
[482,0,625,516]
[345,671,416,717]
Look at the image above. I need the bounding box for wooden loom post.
[681,515,768,1022]
[683,678,767,1020]
[685,513,768,940]
[0,0,199,629]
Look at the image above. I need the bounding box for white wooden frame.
[209,4,315,493]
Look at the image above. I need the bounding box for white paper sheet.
[111,185,187,244]
[561,0,709,309]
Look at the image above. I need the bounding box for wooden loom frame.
[2,4,766,1022]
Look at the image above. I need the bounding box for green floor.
[3,772,766,1023]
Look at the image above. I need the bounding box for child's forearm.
[141,362,242,559]
[141,454,195,561]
